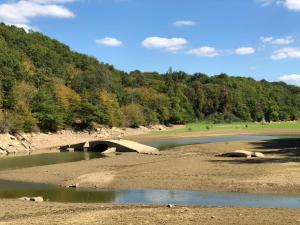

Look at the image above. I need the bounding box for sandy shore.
[0,199,299,225]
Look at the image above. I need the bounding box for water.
[0,180,299,208]
[141,135,279,150]
[0,152,105,171]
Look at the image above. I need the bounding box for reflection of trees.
[0,180,116,203]
[45,188,116,203]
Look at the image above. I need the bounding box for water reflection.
[0,180,115,203]
[142,135,281,150]
[0,152,105,171]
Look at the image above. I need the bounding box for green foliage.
[31,89,64,131]
[0,23,299,133]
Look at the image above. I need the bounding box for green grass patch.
[150,121,300,136]
[184,121,300,132]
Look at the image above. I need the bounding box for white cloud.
[279,74,300,83]
[173,20,196,27]
[260,36,294,45]
[142,37,188,53]
[0,0,75,30]
[24,0,76,4]
[284,0,300,11]
[8,23,38,32]
[188,46,219,57]
[96,37,123,47]
[258,0,300,11]
[235,47,255,55]
[258,0,279,6]
[271,47,300,60]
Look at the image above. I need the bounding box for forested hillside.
[0,23,300,133]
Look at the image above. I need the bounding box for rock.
[0,149,7,155]
[66,184,78,188]
[218,150,252,158]
[211,216,216,219]
[19,196,44,202]
[166,204,175,208]
[252,152,265,158]
[102,147,117,154]
[30,196,44,202]
[19,197,30,201]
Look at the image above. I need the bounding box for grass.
[184,121,300,132]
[151,121,300,136]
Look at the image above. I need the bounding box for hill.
[0,23,300,133]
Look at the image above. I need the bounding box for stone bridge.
[59,139,159,154]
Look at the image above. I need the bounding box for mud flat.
[0,199,299,225]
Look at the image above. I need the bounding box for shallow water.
[0,180,299,208]
[0,152,105,171]
[141,135,280,150]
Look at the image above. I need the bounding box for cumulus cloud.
[279,74,300,83]
[142,37,188,53]
[96,37,123,47]
[0,0,75,30]
[260,36,294,45]
[235,47,255,55]
[258,0,300,11]
[173,20,196,27]
[188,47,219,57]
[271,47,300,60]
[284,0,300,11]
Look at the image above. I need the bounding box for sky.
[0,0,300,85]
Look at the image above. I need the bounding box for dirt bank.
[0,139,299,195]
[0,199,299,225]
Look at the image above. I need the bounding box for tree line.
[0,23,299,133]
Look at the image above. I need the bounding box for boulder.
[30,196,44,202]
[102,147,117,155]
[19,197,30,201]
[218,150,253,158]
[19,196,44,202]
[251,152,265,158]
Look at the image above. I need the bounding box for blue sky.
[1,0,300,85]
